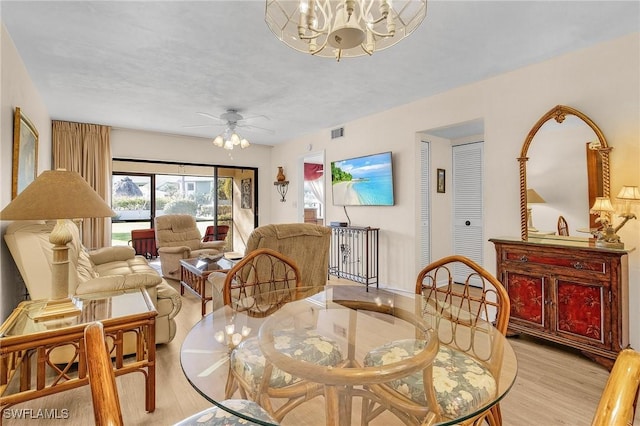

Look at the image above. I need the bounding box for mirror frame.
[518,105,612,241]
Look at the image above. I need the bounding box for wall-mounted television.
[331,151,395,206]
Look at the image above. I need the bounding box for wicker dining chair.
[222,248,344,421]
[84,321,279,426]
[362,255,510,426]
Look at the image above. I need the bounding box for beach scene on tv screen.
[331,152,394,206]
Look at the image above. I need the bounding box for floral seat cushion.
[364,341,497,419]
[175,399,279,425]
[230,329,343,391]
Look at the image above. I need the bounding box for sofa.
[208,223,331,311]
[4,220,182,346]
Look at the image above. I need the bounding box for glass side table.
[0,288,157,413]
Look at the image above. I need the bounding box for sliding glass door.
[111,160,257,253]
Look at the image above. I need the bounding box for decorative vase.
[276,166,286,182]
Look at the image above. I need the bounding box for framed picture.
[241,178,252,209]
[437,168,446,193]
[12,107,39,199]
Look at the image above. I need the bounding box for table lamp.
[616,185,640,217]
[588,190,638,249]
[1,169,114,321]
[526,188,546,232]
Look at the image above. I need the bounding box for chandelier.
[265,0,427,61]
[212,124,250,150]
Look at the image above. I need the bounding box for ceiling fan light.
[230,133,241,145]
[213,135,224,147]
[223,140,234,150]
[240,138,250,149]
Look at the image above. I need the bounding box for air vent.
[331,127,344,139]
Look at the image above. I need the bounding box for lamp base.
[34,298,82,322]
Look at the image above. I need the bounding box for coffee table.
[0,288,157,413]
[180,256,237,316]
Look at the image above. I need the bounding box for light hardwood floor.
[3,278,639,425]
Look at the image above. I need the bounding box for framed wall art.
[12,107,39,199]
[437,168,446,193]
[241,178,252,209]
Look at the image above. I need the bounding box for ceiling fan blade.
[182,124,220,129]
[239,113,270,123]
[237,123,276,135]
[196,112,225,123]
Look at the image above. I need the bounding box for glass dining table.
[180,285,518,426]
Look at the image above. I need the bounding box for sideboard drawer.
[503,249,608,277]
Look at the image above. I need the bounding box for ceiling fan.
[185,109,274,150]
[189,109,273,134]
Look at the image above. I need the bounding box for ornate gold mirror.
[518,105,611,241]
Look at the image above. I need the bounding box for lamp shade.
[0,169,114,220]
[526,188,546,204]
[590,197,615,214]
[616,185,640,201]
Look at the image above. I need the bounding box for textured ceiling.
[2,1,639,146]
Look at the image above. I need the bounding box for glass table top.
[180,285,518,425]
[0,288,155,338]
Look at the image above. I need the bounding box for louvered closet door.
[452,142,484,285]
[420,141,431,267]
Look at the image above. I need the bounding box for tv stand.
[328,225,379,291]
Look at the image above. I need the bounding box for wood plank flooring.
[2,278,639,425]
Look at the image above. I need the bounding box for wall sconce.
[589,186,640,249]
[274,166,289,202]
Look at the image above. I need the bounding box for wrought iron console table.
[328,225,379,290]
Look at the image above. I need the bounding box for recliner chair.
[208,223,331,311]
[154,214,226,280]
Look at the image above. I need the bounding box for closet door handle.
[465,220,471,226]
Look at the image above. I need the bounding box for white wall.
[0,24,51,321]
[270,33,640,347]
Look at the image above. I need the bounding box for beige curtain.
[52,121,112,248]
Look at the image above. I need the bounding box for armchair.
[244,223,331,288]
[208,223,331,312]
[154,214,225,280]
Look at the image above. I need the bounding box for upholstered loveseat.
[4,220,181,345]
[207,223,331,311]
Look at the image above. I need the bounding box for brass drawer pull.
[572,262,585,270]
[519,255,528,263]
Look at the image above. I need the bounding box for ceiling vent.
[331,127,344,139]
